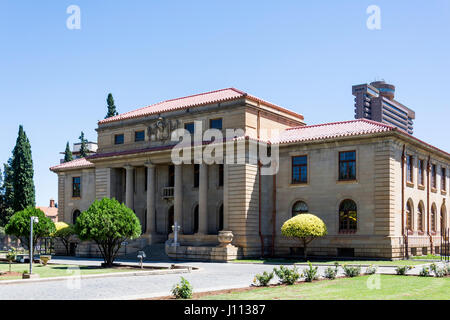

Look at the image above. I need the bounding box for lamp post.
[29,216,39,275]
[172,222,181,247]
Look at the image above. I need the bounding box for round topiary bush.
[281,213,327,259]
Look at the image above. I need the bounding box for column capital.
[124,164,134,171]
[145,161,155,168]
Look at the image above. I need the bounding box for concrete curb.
[0,268,193,285]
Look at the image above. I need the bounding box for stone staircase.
[118,243,171,262]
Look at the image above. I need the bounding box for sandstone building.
[50,88,450,260]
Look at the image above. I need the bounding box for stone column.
[145,162,156,234]
[174,164,183,234]
[124,165,134,210]
[197,163,208,234]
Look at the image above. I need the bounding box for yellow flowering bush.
[281,213,327,259]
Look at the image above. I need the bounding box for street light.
[29,216,39,275]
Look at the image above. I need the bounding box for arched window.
[431,204,437,232]
[339,200,357,232]
[417,202,424,232]
[218,204,224,232]
[72,210,81,224]
[292,201,308,216]
[193,205,199,234]
[406,201,413,231]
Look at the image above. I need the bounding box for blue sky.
[0,1,449,206]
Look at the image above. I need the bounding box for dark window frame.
[184,122,195,135]
[431,164,437,189]
[291,155,308,184]
[114,134,124,145]
[339,199,357,233]
[338,151,357,181]
[418,159,425,186]
[442,167,447,191]
[72,177,81,198]
[406,155,414,183]
[135,130,145,142]
[209,118,223,130]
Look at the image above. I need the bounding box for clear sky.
[0,1,449,206]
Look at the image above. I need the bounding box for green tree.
[11,126,35,213]
[75,198,141,267]
[105,93,118,119]
[0,160,15,226]
[64,142,73,163]
[281,213,327,259]
[5,207,55,251]
[52,222,75,256]
[78,132,88,158]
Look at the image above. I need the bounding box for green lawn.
[411,254,446,260]
[232,259,426,266]
[201,275,450,300]
[0,262,139,280]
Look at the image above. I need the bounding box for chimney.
[50,198,55,208]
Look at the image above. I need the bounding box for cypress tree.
[79,132,89,158]
[64,142,73,163]
[105,93,118,119]
[11,125,35,213]
[2,159,15,224]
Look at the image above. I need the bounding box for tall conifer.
[105,93,118,118]
[11,125,35,212]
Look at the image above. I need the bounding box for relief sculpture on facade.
[148,117,180,142]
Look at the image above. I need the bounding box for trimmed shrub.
[172,277,193,299]
[253,271,274,287]
[365,265,378,275]
[430,263,446,278]
[273,265,300,285]
[5,207,55,251]
[302,261,318,282]
[419,266,431,277]
[75,198,141,267]
[324,267,337,280]
[395,265,413,275]
[281,214,327,259]
[342,265,361,277]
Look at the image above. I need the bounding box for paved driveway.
[0,258,442,300]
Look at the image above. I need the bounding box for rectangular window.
[442,167,447,191]
[406,155,413,183]
[218,164,224,187]
[431,164,437,189]
[339,151,356,181]
[184,122,195,134]
[194,164,199,188]
[114,134,124,145]
[210,118,223,130]
[72,177,81,198]
[418,159,425,186]
[292,156,308,184]
[135,131,145,142]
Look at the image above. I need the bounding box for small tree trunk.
[303,238,307,260]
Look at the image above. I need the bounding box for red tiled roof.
[37,206,58,218]
[98,88,304,124]
[50,158,94,172]
[271,119,396,144]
